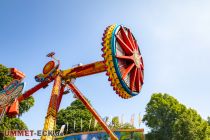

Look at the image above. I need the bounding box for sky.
[1,0,210,139]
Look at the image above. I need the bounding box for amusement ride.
[0,24,144,140]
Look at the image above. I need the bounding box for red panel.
[122,63,135,80]
[119,27,134,50]
[116,55,134,61]
[127,29,136,50]
[135,69,142,92]
[130,67,137,91]
[116,35,133,55]
[7,99,19,117]
[10,68,25,80]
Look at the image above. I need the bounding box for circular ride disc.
[101,24,144,99]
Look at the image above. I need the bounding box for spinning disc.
[102,24,144,99]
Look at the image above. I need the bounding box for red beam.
[67,83,118,140]
[18,79,54,102]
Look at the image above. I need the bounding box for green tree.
[111,116,120,129]
[0,64,13,91]
[108,116,135,129]
[19,96,34,116]
[120,123,135,129]
[207,116,210,125]
[56,99,96,134]
[57,99,136,135]
[143,93,210,140]
[172,108,209,140]
[0,64,35,140]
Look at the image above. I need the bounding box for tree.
[108,116,135,129]
[172,108,210,140]
[143,93,210,140]
[19,96,34,116]
[111,116,120,129]
[57,99,136,135]
[143,93,186,140]
[207,116,210,125]
[120,123,135,129]
[56,99,96,133]
[0,64,13,91]
[0,64,35,140]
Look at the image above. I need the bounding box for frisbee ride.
[0,24,144,140]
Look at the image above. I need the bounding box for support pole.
[56,84,65,112]
[41,75,61,140]
[67,83,118,140]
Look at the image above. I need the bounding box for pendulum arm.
[41,75,61,140]
[61,61,106,78]
[67,83,118,140]
[18,78,54,102]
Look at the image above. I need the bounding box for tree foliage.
[111,116,120,129]
[57,99,136,134]
[172,108,210,140]
[0,64,13,91]
[109,116,135,130]
[207,116,210,125]
[56,99,96,133]
[19,96,34,116]
[0,64,35,139]
[143,93,210,140]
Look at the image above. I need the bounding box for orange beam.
[62,61,106,78]
[67,83,118,140]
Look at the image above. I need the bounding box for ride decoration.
[102,24,144,99]
[0,80,24,122]
[0,24,144,140]
[56,129,144,140]
[35,53,60,83]
[0,80,24,108]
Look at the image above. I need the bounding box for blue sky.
[1,0,210,139]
